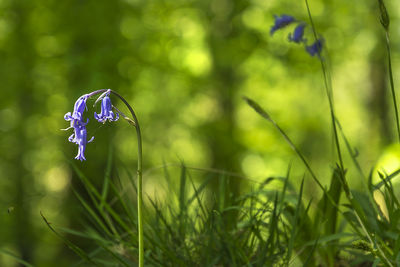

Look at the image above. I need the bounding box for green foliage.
[56,156,400,266]
[2,0,400,266]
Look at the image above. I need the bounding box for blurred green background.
[1,0,400,265]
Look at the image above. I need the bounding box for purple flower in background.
[270,14,295,36]
[288,23,306,43]
[306,38,324,56]
[64,94,90,128]
[94,92,119,123]
[270,14,326,59]
[68,123,94,161]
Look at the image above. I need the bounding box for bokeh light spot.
[45,166,71,192]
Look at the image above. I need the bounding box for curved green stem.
[109,90,144,267]
[385,31,400,142]
[90,89,144,266]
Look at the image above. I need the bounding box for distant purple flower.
[68,123,94,161]
[270,15,295,36]
[306,39,324,57]
[94,92,119,123]
[288,24,306,43]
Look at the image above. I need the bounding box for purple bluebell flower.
[270,14,295,36]
[64,90,121,161]
[288,23,306,43]
[64,94,90,129]
[63,93,94,161]
[306,38,324,57]
[94,91,119,123]
[68,123,94,161]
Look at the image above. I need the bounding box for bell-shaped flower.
[306,38,324,56]
[270,15,295,36]
[68,124,94,161]
[94,93,119,123]
[288,23,306,43]
[64,94,90,129]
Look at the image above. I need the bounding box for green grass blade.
[40,211,98,266]
[100,143,113,211]
[243,96,341,209]
[0,248,34,267]
[322,167,342,236]
[72,162,134,236]
[286,178,304,264]
[374,168,400,190]
[188,175,208,223]
[265,193,279,259]
[303,236,319,267]
[108,181,136,225]
[72,189,115,238]
[179,164,187,238]
[243,97,320,189]
[304,0,345,174]
[336,120,365,178]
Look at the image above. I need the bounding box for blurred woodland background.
[1,0,400,266]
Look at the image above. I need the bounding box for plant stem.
[304,0,345,175]
[304,2,393,265]
[109,90,144,267]
[385,31,400,142]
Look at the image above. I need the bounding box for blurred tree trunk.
[203,0,250,230]
[368,33,391,146]
[8,2,35,265]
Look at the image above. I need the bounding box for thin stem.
[244,96,341,209]
[304,0,345,174]
[353,210,393,267]
[88,89,108,98]
[304,2,392,265]
[304,0,354,210]
[109,90,144,267]
[385,31,400,142]
[71,88,144,264]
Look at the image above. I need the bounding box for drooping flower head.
[68,123,94,161]
[64,89,121,161]
[64,94,90,128]
[94,91,119,123]
[288,23,306,43]
[270,14,296,36]
[63,93,93,161]
[270,14,325,58]
[306,38,324,57]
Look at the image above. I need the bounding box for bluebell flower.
[288,23,306,43]
[94,91,119,123]
[63,93,93,161]
[306,38,324,57]
[64,94,90,129]
[64,90,120,161]
[68,123,94,161]
[270,15,295,36]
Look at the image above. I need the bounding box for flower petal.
[288,23,306,43]
[306,38,324,57]
[64,112,73,121]
[270,14,295,36]
[94,93,119,123]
